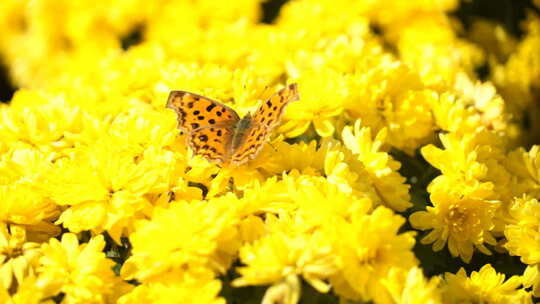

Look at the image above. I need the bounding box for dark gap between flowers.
[121,24,145,51]
[0,57,16,103]
[453,0,531,38]
[260,0,290,24]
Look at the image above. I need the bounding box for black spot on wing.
[206,104,216,112]
[178,109,187,120]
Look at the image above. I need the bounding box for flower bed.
[0,0,539,303]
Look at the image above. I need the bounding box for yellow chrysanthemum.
[45,140,174,241]
[0,90,81,152]
[453,72,509,132]
[504,196,540,264]
[468,19,517,62]
[159,63,253,109]
[206,135,391,206]
[0,0,143,87]
[329,206,417,302]
[118,270,224,304]
[247,139,325,175]
[346,61,437,152]
[233,174,375,302]
[233,214,338,294]
[241,172,373,230]
[523,264,540,297]
[37,233,131,304]
[503,194,540,296]
[278,0,370,35]
[0,147,60,241]
[279,69,347,138]
[492,13,540,113]
[381,267,442,304]
[342,120,412,212]
[0,225,41,290]
[0,274,53,304]
[387,14,484,86]
[239,135,404,216]
[428,92,479,135]
[505,146,540,199]
[259,274,301,304]
[0,183,59,242]
[365,0,480,87]
[364,0,458,26]
[121,195,240,283]
[410,131,512,262]
[410,188,499,263]
[441,264,531,304]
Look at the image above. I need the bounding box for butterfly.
[167,83,299,166]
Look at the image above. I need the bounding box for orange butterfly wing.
[166,91,240,133]
[229,84,299,165]
[229,125,269,165]
[167,84,299,166]
[167,91,240,163]
[251,83,299,129]
[188,126,234,163]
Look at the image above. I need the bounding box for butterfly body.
[230,114,253,151]
[167,84,299,166]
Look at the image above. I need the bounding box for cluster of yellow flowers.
[0,0,539,303]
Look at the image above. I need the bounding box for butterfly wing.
[230,124,269,165]
[187,126,233,163]
[229,83,299,165]
[251,83,299,129]
[166,91,240,133]
[167,90,240,164]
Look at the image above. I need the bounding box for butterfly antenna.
[259,85,272,101]
[267,142,278,152]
